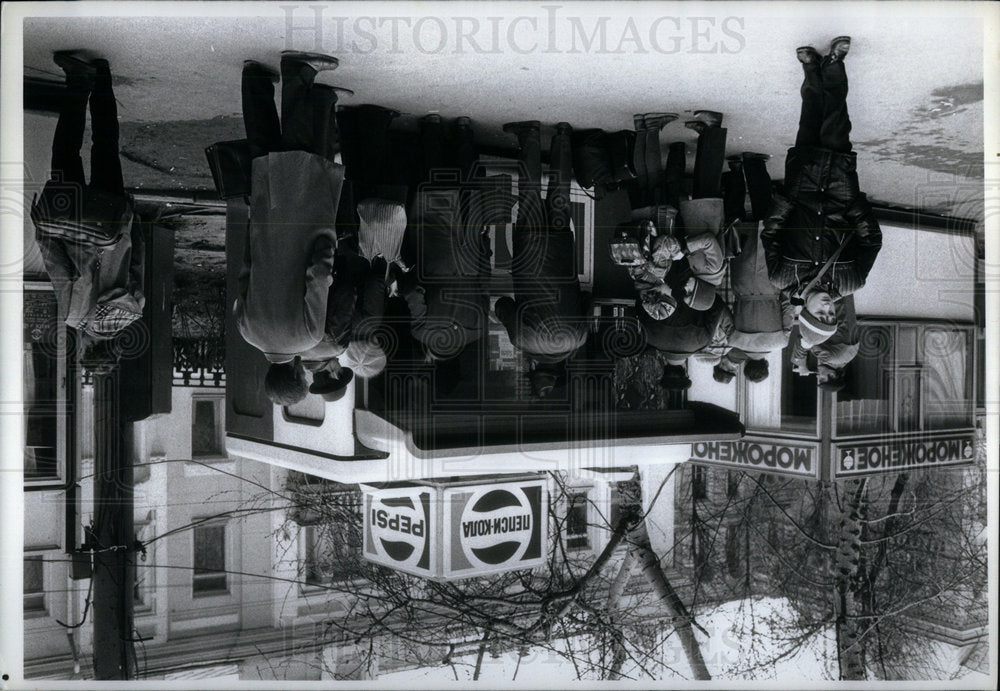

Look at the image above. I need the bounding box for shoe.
[684,120,707,134]
[827,36,851,62]
[454,115,472,128]
[280,50,339,73]
[643,112,679,130]
[796,46,821,65]
[330,86,356,96]
[243,60,279,82]
[741,151,770,161]
[503,120,541,136]
[726,154,743,171]
[693,110,723,128]
[421,113,442,125]
[633,114,646,130]
[555,121,573,136]
[53,51,97,78]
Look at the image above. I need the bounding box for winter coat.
[403,187,490,351]
[727,223,795,356]
[235,151,345,363]
[640,294,733,363]
[761,146,882,297]
[678,198,726,286]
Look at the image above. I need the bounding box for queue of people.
[32,37,881,406]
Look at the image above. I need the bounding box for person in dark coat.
[234,52,348,405]
[495,120,589,390]
[400,114,491,362]
[760,37,882,338]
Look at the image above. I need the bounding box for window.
[692,466,708,500]
[303,522,364,586]
[24,555,46,615]
[191,399,223,458]
[192,523,227,595]
[565,492,590,551]
[726,471,741,499]
[134,517,155,612]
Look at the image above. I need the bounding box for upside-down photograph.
[1,1,997,687]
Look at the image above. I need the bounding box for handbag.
[204,139,253,200]
[31,179,132,247]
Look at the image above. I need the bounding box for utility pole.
[89,360,135,680]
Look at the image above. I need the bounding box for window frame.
[190,395,226,460]
[23,553,47,617]
[191,520,229,597]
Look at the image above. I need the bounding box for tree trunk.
[632,524,711,680]
[835,479,867,681]
[606,549,637,680]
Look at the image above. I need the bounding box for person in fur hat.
[761,37,882,339]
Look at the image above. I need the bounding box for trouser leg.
[643,127,663,204]
[87,59,124,195]
[742,155,773,220]
[279,60,319,152]
[631,127,648,201]
[516,127,542,195]
[819,59,852,153]
[241,61,282,158]
[310,85,340,163]
[691,126,727,199]
[50,75,90,186]
[662,141,687,210]
[419,117,447,183]
[546,129,573,234]
[722,168,746,223]
[343,104,395,197]
[795,63,824,148]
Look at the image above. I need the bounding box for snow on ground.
[375,596,989,684]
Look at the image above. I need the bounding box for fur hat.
[684,278,716,311]
[798,309,837,348]
[340,340,387,379]
[308,368,354,402]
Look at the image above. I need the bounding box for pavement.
[14,2,990,219]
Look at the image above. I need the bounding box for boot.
[633,114,646,131]
[643,113,679,130]
[684,120,707,134]
[796,46,821,65]
[280,50,339,73]
[693,110,724,128]
[243,60,278,82]
[503,120,541,137]
[827,36,851,63]
[555,121,573,137]
[726,154,743,171]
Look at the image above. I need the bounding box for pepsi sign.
[363,486,434,577]
[444,480,547,578]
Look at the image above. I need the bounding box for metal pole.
[90,362,135,680]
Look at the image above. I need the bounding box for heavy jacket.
[403,187,490,351]
[35,212,145,339]
[761,146,882,297]
[235,151,345,363]
[640,295,733,363]
[727,222,795,356]
[678,198,726,286]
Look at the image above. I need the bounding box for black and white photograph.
[1,1,996,687]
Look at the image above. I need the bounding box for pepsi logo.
[460,487,533,568]
[369,490,430,570]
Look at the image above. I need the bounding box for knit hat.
[798,310,837,348]
[640,289,677,320]
[308,368,354,402]
[684,278,716,311]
